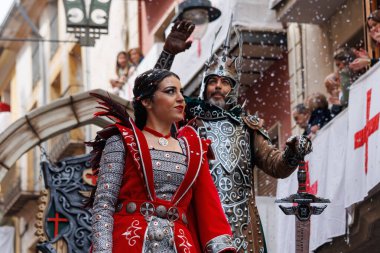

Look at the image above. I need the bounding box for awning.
[0,89,132,180]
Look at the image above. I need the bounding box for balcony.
[271,0,348,24]
[0,165,39,216]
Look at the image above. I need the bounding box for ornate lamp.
[173,0,221,56]
[63,0,112,47]
[174,0,221,25]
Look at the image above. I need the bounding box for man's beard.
[207,97,226,108]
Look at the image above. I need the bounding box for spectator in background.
[127,48,144,77]
[324,72,342,118]
[349,10,380,71]
[333,47,358,108]
[109,51,129,97]
[292,103,311,136]
[305,92,331,139]
[367,10,380,45]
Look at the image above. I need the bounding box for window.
[49,2,59,59]
[31,43,41,87]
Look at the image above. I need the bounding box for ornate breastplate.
[200,118,253,251]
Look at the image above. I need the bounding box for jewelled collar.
[185,97,243,124]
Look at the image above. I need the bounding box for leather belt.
[115,200,188,225]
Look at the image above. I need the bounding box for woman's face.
[130,50,141,65]
[368,19,380,42]
[144,76,185,124]
[117,53,128,68]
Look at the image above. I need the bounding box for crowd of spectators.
[293,9,380,139]
[109,48,144,99]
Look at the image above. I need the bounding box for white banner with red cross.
[345,66,380,207]
[275,110,348,252]
[275,64,380,252]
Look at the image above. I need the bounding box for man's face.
[205,76,233,108]
[293,111,310,129]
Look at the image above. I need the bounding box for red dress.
[92,118,235,253]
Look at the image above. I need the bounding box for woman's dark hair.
[294,103,310,115]
[368,10,380,24]
[115,51,128,76]
[333,47,356,64]
[133,69,180,129]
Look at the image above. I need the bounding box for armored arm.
[243,115,312,178]
[154,20,195,70]
[92,134,125,253]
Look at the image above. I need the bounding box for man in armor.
[154,21,312,253]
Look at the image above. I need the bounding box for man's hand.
[164,20,195,55]
[284,135,313,166]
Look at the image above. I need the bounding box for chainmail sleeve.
[92,134,125,253]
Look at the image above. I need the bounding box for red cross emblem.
[304,161,318,195]
[354,89,380,174]
[47,212,69,238]
[83,168,98,186]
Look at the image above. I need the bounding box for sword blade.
[295,219,310,253]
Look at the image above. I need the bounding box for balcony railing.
[0,165,40,216]
[276,62,380,253]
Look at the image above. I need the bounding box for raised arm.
[154,20,195,70]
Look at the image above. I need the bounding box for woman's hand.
[110,79,123,88]
[349,58,370,71]
[310,125,320,134]
[328,96,341,105]
[349,48,370,71]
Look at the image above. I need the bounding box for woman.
[349,10,380,71]
[127,48,144,77]
[89,69,235,253]
[110,51,129,97]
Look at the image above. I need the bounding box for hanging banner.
[0,226,14,253]
[276,63,380,252]
[276,110,348,252]
[345,65,380,207]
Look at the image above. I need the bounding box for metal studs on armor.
[154,230,164,241]
[140,202,155,217]
[126,202,137,213]
[167,207,179,221]
[155,205,167,218]
[116,203,123,212]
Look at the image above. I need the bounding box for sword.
[275,161,330,253]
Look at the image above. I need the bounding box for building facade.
[1,0,379,252]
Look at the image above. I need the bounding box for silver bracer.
[92,135,125,253]
[200,119,253,251]
[205,234,235,253]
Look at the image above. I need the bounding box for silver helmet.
[199,15,242,107]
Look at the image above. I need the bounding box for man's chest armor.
[200,119,254,250]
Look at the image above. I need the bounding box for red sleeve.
[191,151,234,252]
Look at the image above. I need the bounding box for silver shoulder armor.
[242,114,271,140]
